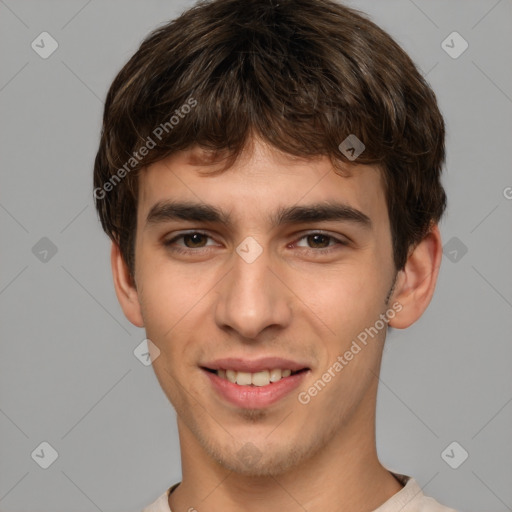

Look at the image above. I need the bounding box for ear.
[111,242,144,328]
[388,224,442,329]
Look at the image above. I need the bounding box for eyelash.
[163,231,349,256]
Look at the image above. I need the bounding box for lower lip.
[203,369,308,409]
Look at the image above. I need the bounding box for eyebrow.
[145,200,372,229]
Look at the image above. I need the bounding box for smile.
[202,366,310,409]
[206,368,306,386]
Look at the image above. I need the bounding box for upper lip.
[201,357,310,373]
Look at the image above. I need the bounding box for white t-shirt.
[141,473,458,511]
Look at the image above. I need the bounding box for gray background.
[0,0,511,510]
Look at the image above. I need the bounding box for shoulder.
[373,473,459,512]
[141,483,179,512]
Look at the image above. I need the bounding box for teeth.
[269,369,282,382]
[216,368,297,386]
[236,371,252,386]
[252,370,270,387]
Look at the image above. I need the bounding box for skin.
[112,136,442,512]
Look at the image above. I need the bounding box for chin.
[217,452,299,477]
[204,437,312,477]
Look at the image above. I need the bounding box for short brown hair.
[93,0,446,275]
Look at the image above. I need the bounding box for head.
[94,0,446,477]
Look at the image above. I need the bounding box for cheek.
[138,276,197,400]
[136,261,184,348]
[136,251,216,367]
[295,262,387,337]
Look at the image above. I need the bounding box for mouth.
[201,367,308,387]
[200,358,311,409]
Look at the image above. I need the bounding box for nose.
[214,245,293,340]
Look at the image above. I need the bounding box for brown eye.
[164,231,216,252]
[306,234,331,248]
[182,233,209,248]
[293,231,349,255]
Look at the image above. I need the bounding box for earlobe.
[387,225,443,329]
[111,242,144,328]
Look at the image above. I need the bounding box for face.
[124,138,402,476]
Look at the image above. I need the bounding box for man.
[93,0,457,510]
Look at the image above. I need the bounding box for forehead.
[137,139,387,225]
